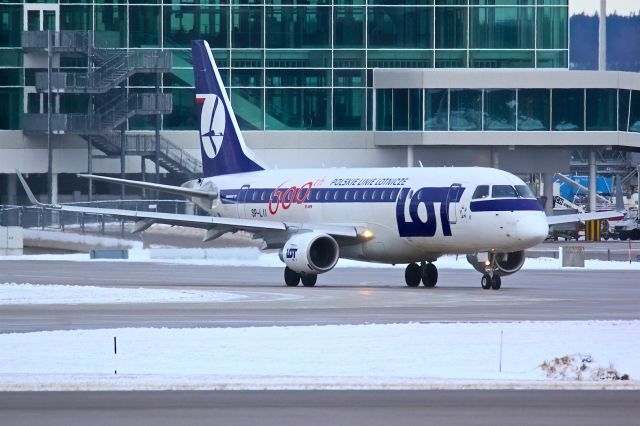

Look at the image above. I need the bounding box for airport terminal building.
[0,0,639,206]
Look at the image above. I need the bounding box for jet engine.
[279,232,340,275]
[466,251,526,277]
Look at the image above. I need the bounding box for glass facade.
[376,87,640,134]
[1,0,569,131]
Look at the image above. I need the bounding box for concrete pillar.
[491,148,499,169]
[542,173,554,216]
[589,149,597,212]
[599,0,607,71]
[407,145,414,167]
[51,173,58,205]
[6,174,17,205]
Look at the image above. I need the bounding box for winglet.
[15,170,56,208]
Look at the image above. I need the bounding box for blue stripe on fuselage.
[470,199,543,212]
[220,187,402,204]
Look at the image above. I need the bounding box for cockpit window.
[472,185,490,199]
[515,185,535,199]
[492,185,518,198]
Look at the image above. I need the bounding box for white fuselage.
[190,167,548,264]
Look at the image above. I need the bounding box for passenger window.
[345,190,350,201]
[325,191,331,201]
[261,191,266,202]
[315,190,321,201]
[251,191,257,201]
[390,190,397,200]
[515,185,535,199]
[354,190,360,201]
[372,190,378,201]
[381,190,387,200]
[472,185,489,199]
[363,190,369,201]
[334,191,340,201]
[492,185,518,198]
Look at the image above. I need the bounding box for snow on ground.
[0,321,637,391]
[3,246,640,270]
[0,283,248,305]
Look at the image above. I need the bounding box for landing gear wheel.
[481,274,492,290]
[491,275,502,290]
[301,274,317,287]
[284,267,300,287]
[405,263,422,287]
[422,263,438,287]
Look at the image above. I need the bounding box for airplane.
[17,40,622,290]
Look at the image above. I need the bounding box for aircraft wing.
[546,210,625,225]
[16,172,359,239]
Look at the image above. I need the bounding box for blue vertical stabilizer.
[192,40,265,177]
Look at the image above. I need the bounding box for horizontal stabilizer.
[77,174,217,200]
[547,210,625,225]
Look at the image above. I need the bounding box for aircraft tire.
[481,275,492,290]
[632,230,640,240]
[422,263,438,287]
[405,263,422,287]
[491,275,502,290]
[301,274,317,287]
[284,267,300,287]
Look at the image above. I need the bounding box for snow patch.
[0,321,638,390]
[0,283,247,305]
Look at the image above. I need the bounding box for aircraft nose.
[517,214,549,246]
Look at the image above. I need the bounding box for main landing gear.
[284,267,317,287]
[405,262,438,287]
[481,274,501,290]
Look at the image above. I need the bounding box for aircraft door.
[237,185,250,218]
[446,183,463,224]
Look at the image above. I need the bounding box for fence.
[0,200,201,236]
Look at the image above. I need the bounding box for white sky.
[570,0,640,16]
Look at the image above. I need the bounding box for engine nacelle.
[466,251,526,277]
[279,232,339,275]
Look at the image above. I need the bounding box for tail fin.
[192,40,265,177]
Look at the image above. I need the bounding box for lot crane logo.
[197,94,226,159]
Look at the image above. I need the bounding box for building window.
[164,6,229,49]
[376,88,392,131]
[129,6,160,48]
[586,89,616,131]
[449,89,481,131]
[552,89,584,131]
[265,88,330,130]
[619,89,631,132]
[630,91,640,133]
[61,6,93,31]
[96,5,127,48]
[232,6,262,48]
[368,7,433,49]
[435,6,467,49]
[0,6,22,48]
[0,87,21,129]
[537,50,568,69]
[424,89,448,131]
[470,6,534,50]
[393,89,408,131]
[484,89,516,131]
[231,88,264,130]
[334,6,365,48]
[518,89,550,131]
[266,6,331,49]
[537,5,568,50]
[334,88,365,130]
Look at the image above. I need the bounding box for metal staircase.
[22,30,202,181]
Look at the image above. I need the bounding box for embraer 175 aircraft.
[18,40,620,290]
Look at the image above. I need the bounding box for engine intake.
[280,232,340,275]
[466,251,525,277]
